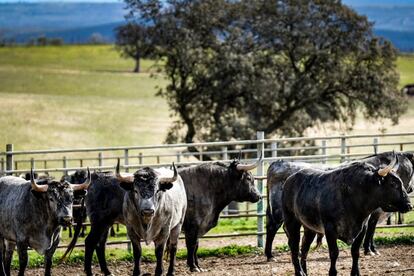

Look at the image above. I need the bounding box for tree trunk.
[133,58,140,73]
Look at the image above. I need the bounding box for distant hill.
[0,2,125,37]
[374,29,414,52]
[1,2,414,51]
[12,22,123,44]
[353,6,414,31]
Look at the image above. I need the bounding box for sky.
[0,0,413,4]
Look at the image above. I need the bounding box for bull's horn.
[378,152,398,177]
[159,163,178,183]
[30,168,48,192]
[69,167,91,191]
[115,158,134,183]
[237,150,242,161]
[236,153,262,171]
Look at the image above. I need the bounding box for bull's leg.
[167,224,181,276]
[194,241,206,272]
[96,229,111,275]
[351,226,367,276]
[80,225,86,238]
[0,238,6,276]
[284,216,305,276]
[184,230,200,272]
[300,228,316,275]
[68,225,73,238]
[84,223,111,276]
[4,240,15,276]
[363,215,380,256]
[110,226,116,237]
[154,241,166,276]
[16,242,28,276]
[265,205,283,261]
[44,228,61,276]
[325,224,339,276]
[126,228,142,276]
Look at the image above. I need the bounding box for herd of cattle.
[0,150,412,276]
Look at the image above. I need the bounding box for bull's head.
[30,168,91,226]
[374,154,412,213]
[229,155,262,203]
[115,159,177,225]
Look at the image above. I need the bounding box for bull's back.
[86,174,125,224]
[0,177,32,240]
[283,170,328,234]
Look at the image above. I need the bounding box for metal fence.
[1,131,414,248]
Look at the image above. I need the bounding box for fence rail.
[1,131,414,248]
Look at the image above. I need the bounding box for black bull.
[265,151,414,260]
[282,156,412,276]
[62,159,262,274]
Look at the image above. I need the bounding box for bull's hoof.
[190,267,201,273]
[374,250,380,256]
[267,256,276,262]
[364,250,375,256]
[102,269,113,276]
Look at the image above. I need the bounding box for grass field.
[0,45,169,150]
[0,45,413,152]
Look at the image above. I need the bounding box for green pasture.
[0,45,169,150]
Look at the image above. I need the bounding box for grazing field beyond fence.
[0,46,413,152]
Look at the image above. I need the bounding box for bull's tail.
[59,199,86,264]
[314,234,324,250]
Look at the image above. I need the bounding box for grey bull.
[0,168,90,276]
[80,160,186,276]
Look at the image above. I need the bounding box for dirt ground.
[23,244,414,276]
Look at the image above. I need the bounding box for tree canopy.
[115,22,155,73]
[124,0,406,146]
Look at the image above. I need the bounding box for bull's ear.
[159,182,173,191]
[119,181,134,191]
[31,189,45,198]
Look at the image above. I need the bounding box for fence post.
[0,157,4,175]
[44,160,47,169]
[14,161,18,172]
[63,156,68,176]
[176,152,181,163]
[400,143,404,151]
[30,158,35,170]
[271,142,278,158]
[222,147,229,215]
[98,152,103,169]
[138,153,143,165]
[127,233,132,253]
[124,149,129,173]
[373,137,379,154]
[321,140,327,164]
[6,144,13,175]
[340,136,346,163]
[256,131,265,248]
[199,147,203,161]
